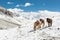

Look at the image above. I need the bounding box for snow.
[0,9,60,40]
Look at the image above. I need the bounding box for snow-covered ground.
[0,9,60,40]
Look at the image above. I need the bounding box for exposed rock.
[0,6,13,17]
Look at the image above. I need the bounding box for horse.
[46,18,52,27]
[40,19,45,27]
[34,19,45,31]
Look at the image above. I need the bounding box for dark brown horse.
[46,18,52,27]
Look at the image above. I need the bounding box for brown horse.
[34,19,45,31]
[46,18,52,27]
[40,19,45,27]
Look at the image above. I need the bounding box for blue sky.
[0,0,60,12]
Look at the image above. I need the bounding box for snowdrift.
[0,7,60,40]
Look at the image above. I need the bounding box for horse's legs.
[48,23,52,27]
[34,26,36,31]
[37,24,41,29]
[42,23,45,27]
[34,24,41,31]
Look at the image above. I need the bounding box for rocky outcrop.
[0,6,13,17]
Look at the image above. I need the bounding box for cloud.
[7,2,13,4]
[7,8,60,18]
[13,8,24,12]
[15,4,20,7]
[38,10,60,18]
[15,4,23,7]
[7,8,24,13]
[15,3,33,7]
[24,3,33,7]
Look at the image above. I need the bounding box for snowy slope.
[0,11,21,29]
[0,8,60,40]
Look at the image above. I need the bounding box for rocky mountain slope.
[0,7,60,40]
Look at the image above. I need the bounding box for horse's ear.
[40,19,42,21]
